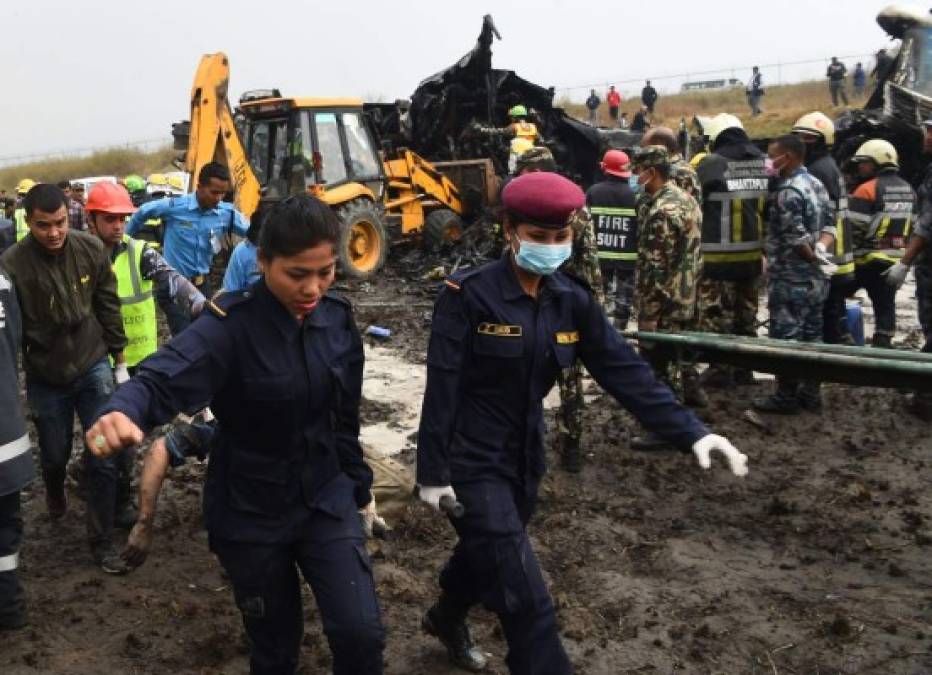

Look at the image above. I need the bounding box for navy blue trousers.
[440,479,572,675]
[209,491,384,675]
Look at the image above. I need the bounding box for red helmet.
[601,149,631,178]
[85,182,136,215]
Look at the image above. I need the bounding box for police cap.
[501,172,585,229]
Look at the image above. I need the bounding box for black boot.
[90,541,129,576]
[42,468,67,519]
[681,368,708,408]
[753,379,800,414]
[871,333,893,348]
[797,381,823,413]
[422,597,487,672]
[560,435,582,473]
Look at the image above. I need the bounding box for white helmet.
[792,111,835,146]
[852,139,898,169]
[705,113,744,144]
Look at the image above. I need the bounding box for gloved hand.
[692,434,749,477]
[882,261,910,289]
[417,484,458,512]
[358,494,389,539]
[114,363,130,385]
[813,243,838,278]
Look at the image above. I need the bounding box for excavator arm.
[186,53,261,217]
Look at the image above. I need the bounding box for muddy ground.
[3,262,932,675]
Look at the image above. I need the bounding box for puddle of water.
[360,345,426,456]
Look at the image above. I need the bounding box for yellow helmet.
[705,113,743,144]
[16,178,36,195]
[166,174,186,192]
[852,139,898,168]
[792,111,835,145]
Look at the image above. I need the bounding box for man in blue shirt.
[126,162,248,334]
[221,207,265,292]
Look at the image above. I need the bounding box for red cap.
[86,182,136,215]
[601,149,631,178]
[501,172,585,229]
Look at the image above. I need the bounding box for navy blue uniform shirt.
[101,279,372,543]
[416,255,708,487]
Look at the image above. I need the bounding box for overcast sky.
[0,0,900,159]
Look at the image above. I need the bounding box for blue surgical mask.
[628,173,642,194]
[513,237,572,276]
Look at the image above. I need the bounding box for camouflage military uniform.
[556,207,604,471]
[754,167,830,412]
[632,147,703,398]
[766,168,829,341]
[670,154,702,205]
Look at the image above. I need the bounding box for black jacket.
[102,280,373,544]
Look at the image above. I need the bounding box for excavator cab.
[237,97,392,276]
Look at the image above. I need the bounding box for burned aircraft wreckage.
[367,15,640,191]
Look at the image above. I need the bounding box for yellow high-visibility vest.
[113,237,157,367]
[13,208,27,241]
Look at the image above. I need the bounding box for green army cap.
[631,145,671,171]
[516,146,557,172]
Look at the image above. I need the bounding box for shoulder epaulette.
[207,289,253,318]
[444,265,483,292]
[324,290,353,309]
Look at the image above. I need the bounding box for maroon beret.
[501,172,585,229]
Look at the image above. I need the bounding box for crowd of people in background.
[584,53,886,128]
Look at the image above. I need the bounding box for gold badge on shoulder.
[555,331,579,344]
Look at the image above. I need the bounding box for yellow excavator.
[176,52,492,277]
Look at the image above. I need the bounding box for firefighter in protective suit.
[695,114,768,386]
[791,112,855,343]
[845,139,917,347]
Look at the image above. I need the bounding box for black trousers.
[850,265,897,339]
[822,282,850,344]
[0,491,24,625]
[209,498,384,675]
[440,479,572,675]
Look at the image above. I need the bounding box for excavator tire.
[422,208,464,252]
[336,199,389,279]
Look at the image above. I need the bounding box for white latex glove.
[882,261,909,289]
[114,363,130,385]
[692,434,749,477]
[358,494,389,538]
[417,484,457,512]
[813,245,838,278]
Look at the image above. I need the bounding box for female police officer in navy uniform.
[416,171,748,674]
[86,196,384,674]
